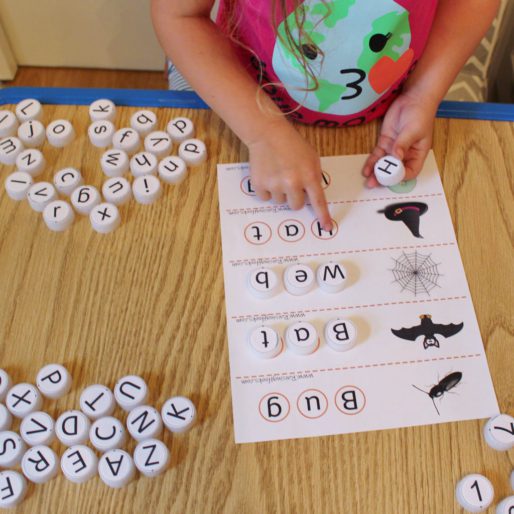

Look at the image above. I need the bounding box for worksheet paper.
[217,152,499,444]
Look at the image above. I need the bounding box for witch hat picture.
[378,202,428,237]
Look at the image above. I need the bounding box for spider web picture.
[391,251,442,296]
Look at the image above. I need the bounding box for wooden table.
[0,90,512,513]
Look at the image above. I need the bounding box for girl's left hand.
[362,91,437,187]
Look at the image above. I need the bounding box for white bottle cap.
[90,202,121,234]
[36,363,72,399]
[46,119,75,148]
[324,319,357,352]
[130,110,157,136]
[0,110,19,137]
[114,375,148,411]
[316,262,348,293]
[20,411,55,446]
[16,99,43,122]
[98,449,136,488]
[89,416,127,452]
[455,474,494,513]
[70,185,101,215]
[101,149,130,177]
[0,136,25,165]
[374,155,405,187]
[15,148,46,177]
[483,414,514,451]
[496,496,514,514]
[102,177,132,206]
[89,99,116,122]
[283,264,315,295]
[285,322,319,355]
[21,445,59,484]
[126,405,162,441]
[5,171,33,201]
[158,155,187,184]
[133,438,169,477]
[167,117,194,142]
[88,120,115,148]
[43,200,75,232]
[0,431,26,467]
[17,120,45,148]
[247,268,280,299]
[6,383,43,418]
[55,410,91,446]
[248,326,282,359]
[80,384,116,420]
[0,369,12,401]
[0,404,12,431]
[27,182,58,212]
[112,127,140,155]
[178,138,207,166]
[132,175,162,205]
[130,151,158,177]
[54,167,83,196]
[0,471,27,508]
[61,445,98,483]
[161,396,196,434]
[144,131,172,158]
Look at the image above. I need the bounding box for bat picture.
[391,314,464,349]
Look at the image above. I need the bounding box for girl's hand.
[362,91,437,187]
[247,121,333,231]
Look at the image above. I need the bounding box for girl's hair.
[221,0,329,114]
[270,0,325,93]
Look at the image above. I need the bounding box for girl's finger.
[286,188,306,211]
[254,187,271,201]
[362,134,394,177]
[305,182,332,231]
[271,191,287,204]
[403,146,430,180]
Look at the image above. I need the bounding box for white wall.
[0,0,164,70]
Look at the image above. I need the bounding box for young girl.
[151,0,499,230]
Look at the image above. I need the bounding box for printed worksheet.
[217,152,499,444]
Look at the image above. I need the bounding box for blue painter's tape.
[1,87,513,121]
[437,100,514,121]
[0,87,209,109]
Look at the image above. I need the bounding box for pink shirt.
[217,0,438,126]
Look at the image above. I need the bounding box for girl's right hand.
[246,121,333,231]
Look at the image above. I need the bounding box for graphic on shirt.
[271,0,414,115]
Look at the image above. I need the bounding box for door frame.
[0,20,16,80]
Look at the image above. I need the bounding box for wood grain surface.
[5,66,166,90]
[0,102,512,514]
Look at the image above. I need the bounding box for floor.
[4,66,168,89]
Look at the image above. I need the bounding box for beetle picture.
[412,371,463,415]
